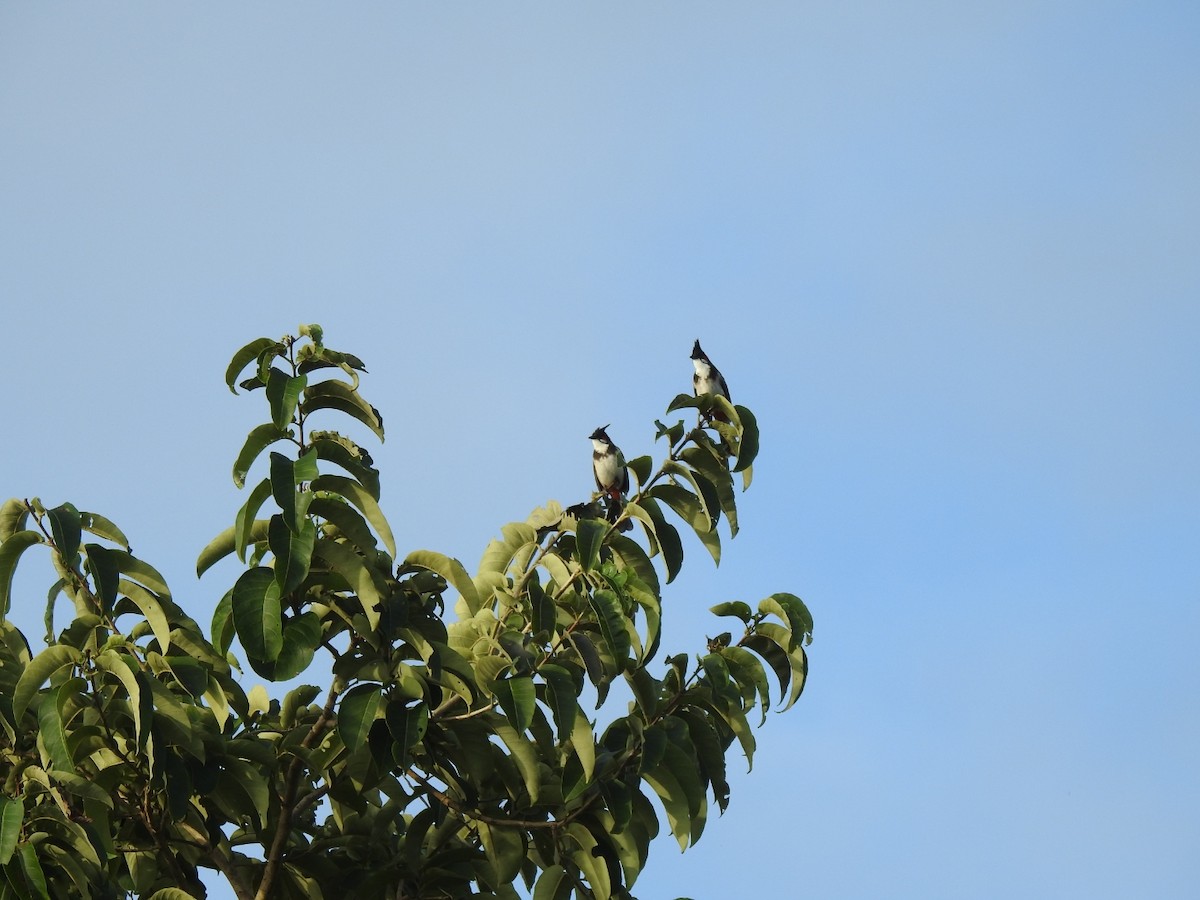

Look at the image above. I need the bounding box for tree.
[0,325,812,900]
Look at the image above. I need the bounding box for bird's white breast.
[594,451,622,487]
[693,359,719,395]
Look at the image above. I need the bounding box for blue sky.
[2,3,1198,898]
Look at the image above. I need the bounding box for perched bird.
[691,339,730,420]
[589,426,629,521]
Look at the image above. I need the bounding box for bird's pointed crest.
[589,425,612,442]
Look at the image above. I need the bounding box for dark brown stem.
[253,682,340,900]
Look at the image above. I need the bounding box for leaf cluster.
[0,326,812,900]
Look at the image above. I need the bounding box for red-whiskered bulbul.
[691,339,730,420]
[589,426,628,521]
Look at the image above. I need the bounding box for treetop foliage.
[0,325,812,900]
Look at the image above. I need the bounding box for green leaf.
[211,589,235,656]
[84,543,120,610]
[17,841,50,900]
[105,550,171,597]
[301,380,385,442]
[633,498,682,584]
[219,757,269,826]
[0,530,42,619]
[0,499,29,543]
[778,639,808,710]
[148,889,207,900]
[740,633,793,705]
[38,681,77,771]
[479,820,526,887]
[385,699,429,752]
[233,477,274,563]
[642,762,694,851]
[733,404,759,473]
[565,822,610,900]
[710,395,741,428]
[705,695,756,771]
[270,452,313,534]
[532,864,570,900]
[695,516,722,567]
[226,337,280,393]
[232,424,291,489]
[313,538,382,630]
[120,579,171,653]
[338,683,383,751]
[255,611,322,681]
[47,503,81,561]
[662,461,718,528]
[256,609,321,681]
[539,664,579,742]
[760,591,814,646]
[196,518,266,577]
[666,392,705,413]
[676,708,731,812]
[310,433,380,498]
[649,483,710,534]
[48,768,114,808]
[627,454,653,489]
[569,632,611,706]
[311,474,396,558]
[403,550,480,614]
[269,515,316,595]
[78,510,130,549]
[42,577,64,644]
[626,667,662,718]
[0,796,23,864]
[266,368,307,430]
[309,496,378,556]
[661,720,708,843]
[682,445,739,536]
[709,600,753,623]
[232,567,283,661]
[491,675,535,733]
[478,522,537,586]
[721,645,772,723]
[589,589,630,667]
[570,710,596,782]
[12,645,81,723]
[95,649,146,744]
[280,683,320,728]
[529,578,556,638]
[489,716,542,803]
[575,518,607,573]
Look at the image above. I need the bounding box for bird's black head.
[691,339,707,361]
[589,425,611,442]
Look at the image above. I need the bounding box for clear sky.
[2,3,1198,898]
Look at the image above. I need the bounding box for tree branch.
[253,681,340,900]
